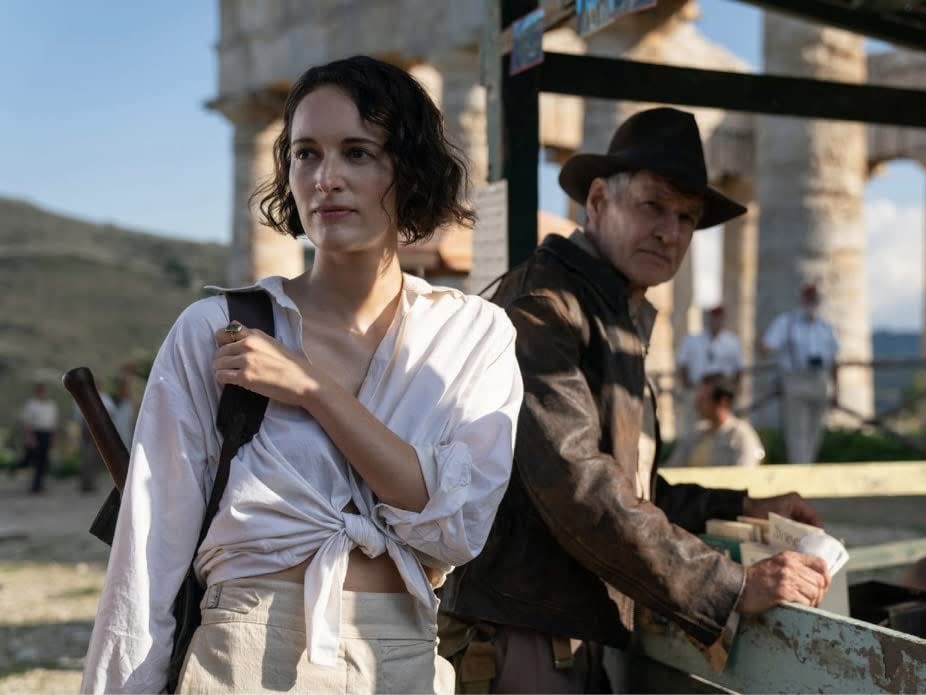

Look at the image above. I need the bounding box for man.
[19,382,59,494]
[666,373,764,468]
[439,108,830,693]
[762,283,839,464]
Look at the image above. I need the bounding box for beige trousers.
[177,577,454,694]
[781,370,829,464]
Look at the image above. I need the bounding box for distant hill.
[873,330,920,359]
[872,329,922,417]
[0,196,229,429]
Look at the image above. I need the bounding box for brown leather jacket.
[440,233,746,648]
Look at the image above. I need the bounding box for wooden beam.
[637,603,926,693]
[496,0,926,56]
[538,52,926,128]
[659,462,926,498]
[737,0,926,54]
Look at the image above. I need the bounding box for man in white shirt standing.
[19,382,59,494]
[676,305,743,435]
[762,283,839,463]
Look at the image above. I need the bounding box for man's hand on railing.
[743,492,822,528]
[735,551,831,615]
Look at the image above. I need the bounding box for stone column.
[673,247,700,348]
[430,46,487,185]
[720,178,758,409]
[213,91,304,286]
[756,14,872,425]
[408,62,443,107]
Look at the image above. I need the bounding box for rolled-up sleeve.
[375,327,523,567]
[81,299,224,694]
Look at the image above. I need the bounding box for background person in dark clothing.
[18,382,59,494]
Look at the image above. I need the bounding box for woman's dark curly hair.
[253,55,475,244]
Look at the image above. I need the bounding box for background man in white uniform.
[676,305,743,435]
[762,283,839,463]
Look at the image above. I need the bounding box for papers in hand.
[702,513,852,616]
[768,512,849,575]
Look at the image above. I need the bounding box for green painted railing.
[636,603,926,693]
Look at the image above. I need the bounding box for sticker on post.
[576,0,658,38]
[510,7,545,76]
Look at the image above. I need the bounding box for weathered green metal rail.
[652,462,926,692]
[636,603,926,693]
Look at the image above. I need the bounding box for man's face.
[801,289,820,317]
[709,311,724,335]
[694,380,716,420]
[586,171,702,291]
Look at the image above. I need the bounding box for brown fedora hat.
[559,107,746,229]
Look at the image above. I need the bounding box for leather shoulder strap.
[216,290,275,441]
[196,289,276,547]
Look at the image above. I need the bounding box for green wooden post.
[500,0,540,268]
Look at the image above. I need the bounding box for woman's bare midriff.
[261,549,408,592]
[253,502,441,592]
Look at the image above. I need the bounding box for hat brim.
[558,153,747,230]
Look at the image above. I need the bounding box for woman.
[82,56,522,694]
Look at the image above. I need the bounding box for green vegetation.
[662,427,925,465]
[759,427,924,464]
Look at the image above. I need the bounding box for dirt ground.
[0,471,923,693]
[0,473,109,694]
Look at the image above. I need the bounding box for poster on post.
[468,180,509,295]
[510,7,545,76]
[576,0,658,37]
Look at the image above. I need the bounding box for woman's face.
[289,86,397,255]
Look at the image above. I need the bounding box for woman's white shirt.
[81,274,522,694]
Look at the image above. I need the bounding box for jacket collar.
[538,232,629,311]
[540,231,659,348]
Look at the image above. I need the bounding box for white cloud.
[865,198,923,332]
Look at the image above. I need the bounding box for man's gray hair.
[577,172,635,226]
[606,171,635,198]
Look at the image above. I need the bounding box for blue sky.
[2,1,922,329]
[0,2,230,242]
